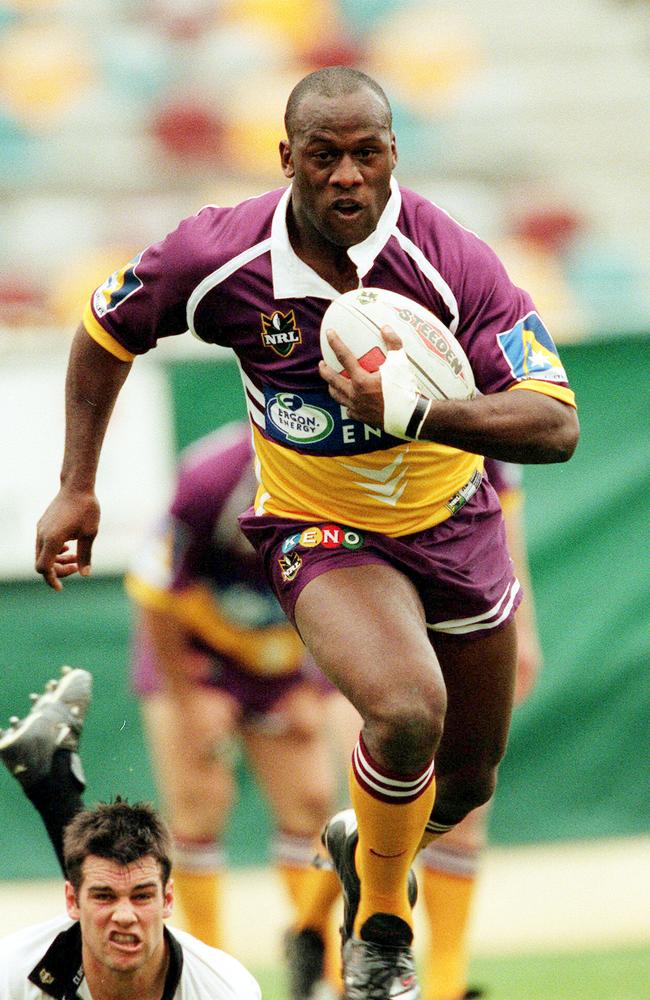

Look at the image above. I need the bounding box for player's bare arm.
[35,325,132,590]
[320,328,579,464]
[418,387,579,464]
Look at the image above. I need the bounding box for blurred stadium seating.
[0,0,649,339]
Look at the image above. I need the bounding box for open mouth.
[331,200,364,218]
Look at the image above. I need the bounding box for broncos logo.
[260,309,302,357]
[278,550,302,583]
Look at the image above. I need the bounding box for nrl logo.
[260,309,302,357]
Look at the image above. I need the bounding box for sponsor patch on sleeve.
[497,312,568,384]
[93,252,144,318]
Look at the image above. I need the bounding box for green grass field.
[252,945,650,1000]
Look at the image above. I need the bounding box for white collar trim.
[271,176,402,300]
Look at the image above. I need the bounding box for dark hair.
[63,798,172,893]
[285,66,392,138]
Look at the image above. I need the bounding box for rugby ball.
[320,287,475,400]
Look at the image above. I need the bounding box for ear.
[279,139,294,178]
[65,881,80,921]
[390,132,398,169]
[163,878,174,920]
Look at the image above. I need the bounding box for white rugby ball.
[320,287,475,401]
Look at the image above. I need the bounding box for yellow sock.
[324,910,344,993]
[421,868,477,1000]
[279,859,344,992]
[277,833,343,993]
[172,867,222,948]
[279,861,341,934]
[297,865,342,932]
[350,737,435,936]
[296,860,343,993]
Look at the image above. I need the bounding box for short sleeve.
[451,236,573,408]
[82,213,215,358]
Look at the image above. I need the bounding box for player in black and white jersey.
[0,672,260,1000]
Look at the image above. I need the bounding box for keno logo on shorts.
[281,524,364,553]
[267,393,334,444]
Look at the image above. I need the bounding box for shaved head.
[285,66,392,139]
[280,65,397,250]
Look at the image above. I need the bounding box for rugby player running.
[35,67,579,1000]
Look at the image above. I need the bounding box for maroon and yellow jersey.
[84,179,575,536]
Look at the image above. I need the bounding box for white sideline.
[0,837,648,965]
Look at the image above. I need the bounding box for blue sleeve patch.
[497,312,567,384]
[93,252,144,318]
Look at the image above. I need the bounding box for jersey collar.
[271,176,402,300]
[28,922,183,1000]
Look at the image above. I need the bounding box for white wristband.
[379,349,431,440]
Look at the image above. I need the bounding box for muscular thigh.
[294,562,444,722]
[431,620,518,781]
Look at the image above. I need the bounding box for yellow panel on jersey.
[508,379,576,407]
[251,425,483,538]
[83,303,136,361]
[125,573,304,676]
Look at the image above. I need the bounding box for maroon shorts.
[239,479,522,639]
[130,629,333,721]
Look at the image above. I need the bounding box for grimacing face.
[65,855,173,979]
[280,87,397,249]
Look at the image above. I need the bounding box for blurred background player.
[123,420,343,997]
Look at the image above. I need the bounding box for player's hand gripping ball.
[320,287,475,439]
